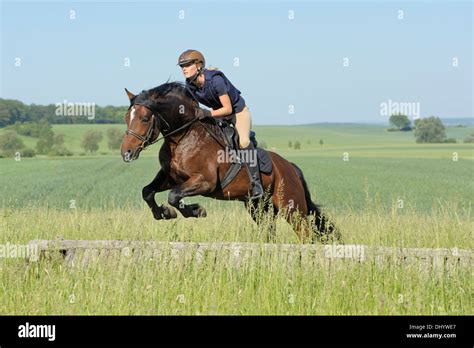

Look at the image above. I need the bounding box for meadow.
[0,123,472,314]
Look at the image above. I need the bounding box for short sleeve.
[212,75,228,97]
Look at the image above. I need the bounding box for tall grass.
[0,200,471,315]
[0,124,472,314]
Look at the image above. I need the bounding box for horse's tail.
[290,162,341,242]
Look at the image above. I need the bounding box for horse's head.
[121,88,161,162]
[121,83,198,162]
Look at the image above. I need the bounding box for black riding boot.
[242,142,264,200]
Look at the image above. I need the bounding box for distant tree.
[0,99,28,127]
[389,114,411,131]
[35,122,55,154]
[288,140,293,148]
[294,140,301,150]
[414,116,446,143]
[81,130,103,153]
[46,133,73,156]
[54,133,65,146]
[106,128,123,150]
[319,138,324,146]
[0,130,25,157]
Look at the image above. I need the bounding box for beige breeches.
[235,106,252,148]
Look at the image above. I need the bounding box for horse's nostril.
[123,151,132,162]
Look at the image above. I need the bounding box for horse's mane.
[131,81,192,108]
[149,81,189,98]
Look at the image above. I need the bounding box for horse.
[120,82,340,243]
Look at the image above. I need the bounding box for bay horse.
[120,82,340,243]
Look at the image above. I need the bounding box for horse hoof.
[194,207,207,218]
[152,210,163,220]
[153,206,177,220]
[163,206,178,219]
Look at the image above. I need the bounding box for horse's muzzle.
[122,148,141,162]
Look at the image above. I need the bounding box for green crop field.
[0,124,472,315]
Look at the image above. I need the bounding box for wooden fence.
[27,239,472,273]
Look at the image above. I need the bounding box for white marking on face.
[130,107,136,126]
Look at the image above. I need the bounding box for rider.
[177,49,263,200]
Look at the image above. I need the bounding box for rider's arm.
[210,94,232,117]
[209,75,233,117]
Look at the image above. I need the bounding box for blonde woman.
[177,49,263,199]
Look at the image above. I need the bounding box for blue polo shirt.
[186,69,246,113]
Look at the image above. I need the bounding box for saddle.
[205,115,273,190]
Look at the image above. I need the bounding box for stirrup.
[250,181,264,199]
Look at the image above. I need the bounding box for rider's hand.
[196,108,212,120]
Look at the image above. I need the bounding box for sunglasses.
[179,61,195,68]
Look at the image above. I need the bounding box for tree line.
[0,98,127,127]
[389,114,473,144]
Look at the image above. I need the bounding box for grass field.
[0,124,472,315]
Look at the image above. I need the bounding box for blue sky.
[1,0,472,124]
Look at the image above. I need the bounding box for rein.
[125,83,226,150]
[125,105,199,149]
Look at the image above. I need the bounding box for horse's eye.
[142,117,149,123]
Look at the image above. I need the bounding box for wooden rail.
[27,240,472,273]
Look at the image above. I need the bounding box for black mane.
[131,81,192,109]
[130,81,197,129]
[149,81,189,98]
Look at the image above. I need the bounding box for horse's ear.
[124,88,135,100]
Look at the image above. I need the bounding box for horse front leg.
[142,169,177,220]
[167,174,212,218]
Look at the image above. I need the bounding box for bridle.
[125,112,159,149]
[125,104,199,150]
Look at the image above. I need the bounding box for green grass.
[0,123,472,315]
[1,122,473,155]
[0,203,471,315]
[1,151,472,212]
[1,253,470,315]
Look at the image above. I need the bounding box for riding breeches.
[235,106,252,149]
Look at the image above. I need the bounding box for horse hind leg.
[286,163,343,244]
[270,180,312,243]
[245,198,277,243]
[311,204,343,244]
[285,206,313,243]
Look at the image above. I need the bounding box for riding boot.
[242,142,264,200]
